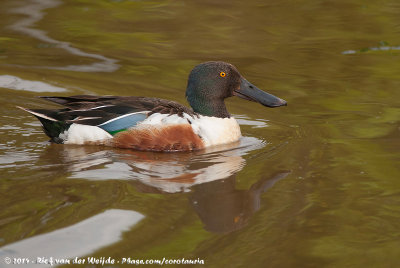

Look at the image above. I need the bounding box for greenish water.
[0,0,399,267]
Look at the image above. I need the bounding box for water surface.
[0,0,399,267]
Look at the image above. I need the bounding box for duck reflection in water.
[40,137,289,233]
[188,172,289,233]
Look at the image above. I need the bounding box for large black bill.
[234,78,287,108]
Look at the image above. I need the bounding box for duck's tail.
[17,106,70,143]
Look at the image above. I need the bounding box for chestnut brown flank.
[110,124,205,152]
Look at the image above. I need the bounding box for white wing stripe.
[97,111,150,126]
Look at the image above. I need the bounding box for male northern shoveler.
[19,61,287,152]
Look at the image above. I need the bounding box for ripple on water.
[0,121,47,173]
[0,75,67,92]
[236,114,269,128]
[0,209,144,261]
[7,0,119,72]
[63,136,264,193]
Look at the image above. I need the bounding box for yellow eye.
[220,71,226,77]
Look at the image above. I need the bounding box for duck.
[19,61,287,152]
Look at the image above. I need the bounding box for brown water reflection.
[1,0,400,267]
[37,140,289,234]
[189,171,289,234]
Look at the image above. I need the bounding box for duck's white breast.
[190,115,241,147]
